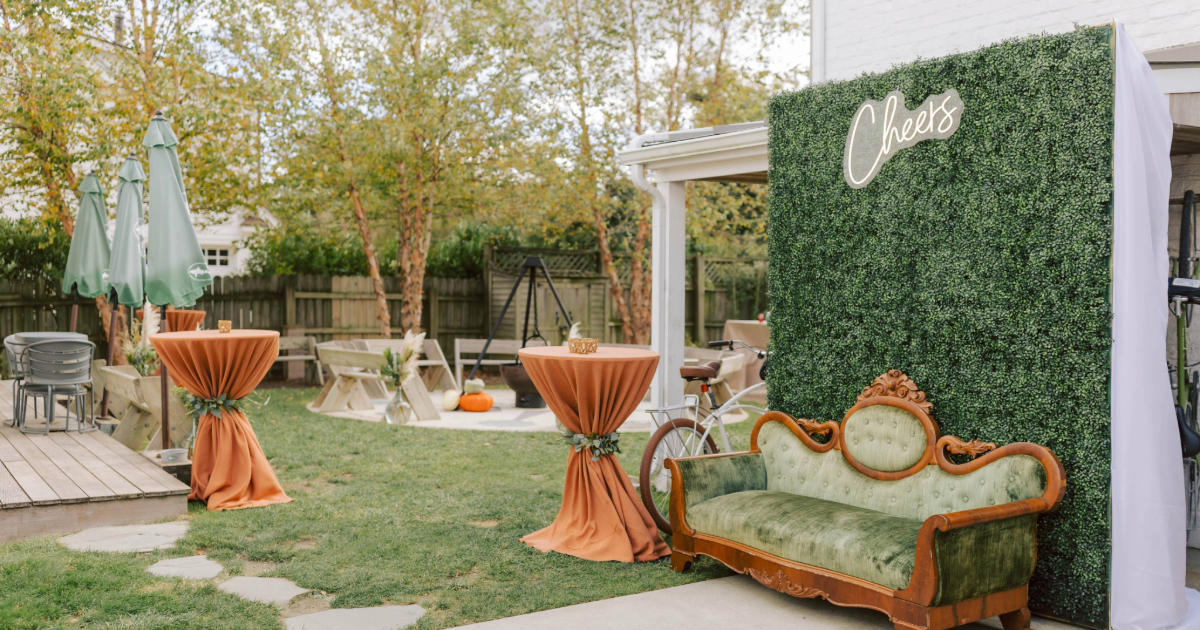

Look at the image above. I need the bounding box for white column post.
[811,0,826,84]
[650,180,687,408]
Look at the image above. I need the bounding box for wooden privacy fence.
[193,276,487,366]
[0,279,107,371]
[485,246,768,345]
[0,249,767,377]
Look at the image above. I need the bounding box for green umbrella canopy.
[143,113,212,307]
[107,155,147,307]
[61,172,111,298]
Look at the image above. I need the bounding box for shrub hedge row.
[766,26,1115,626]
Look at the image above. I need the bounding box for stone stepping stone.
[219,576,309,606]
[147,555,223,579]
[59,521,189,553]
[284,605,427,630]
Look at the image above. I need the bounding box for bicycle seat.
[680,361,721,381]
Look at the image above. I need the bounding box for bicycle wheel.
[639,418,717,535]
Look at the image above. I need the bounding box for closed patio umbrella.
[62,172,111,331]
[144,112,212,308]
[143,111,213,450]
[108,155,146,309]
[98,155,149,418]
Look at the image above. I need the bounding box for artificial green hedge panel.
[767,26,1114,627]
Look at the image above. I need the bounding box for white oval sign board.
[843,89,963,189]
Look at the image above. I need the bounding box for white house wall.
[815,0,1200,83]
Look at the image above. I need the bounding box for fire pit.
[464,256,575,411]
[502,362,545,408]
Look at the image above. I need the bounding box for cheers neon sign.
[843,89,963,189]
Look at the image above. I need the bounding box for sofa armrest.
[900,497,1052,606]
[667,452,767,534]
[894,439,1067,606]
[930,513,1039,606]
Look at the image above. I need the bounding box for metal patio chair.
[18,339,97,434]
[4,335,32,427]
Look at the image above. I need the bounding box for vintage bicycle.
[638,339,768,534]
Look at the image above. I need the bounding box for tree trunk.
[625,207,652,345]
[310,3,391,338]
[396,161,433,333]
[348,185,392,338]
[623,0,652,345]
[97,296,129,366]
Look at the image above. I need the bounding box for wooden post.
[427,281,440,345]
[755,262,766,315]
[693,254,706,346]
[483,244,493,340]
[159,314,170,451]
[604,276,613,343]
[99,290,119,418]
[69,290,79,332]
[284,285,296,333]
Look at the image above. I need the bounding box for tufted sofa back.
[757,420,1047,521]
[842,404,929,472]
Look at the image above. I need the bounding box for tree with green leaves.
[217,0,395,337]
[539,0,803,343]
[0,0,133,357]
[358,0,537,332]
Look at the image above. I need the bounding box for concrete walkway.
[446,576,1080,630]
[311,388,751,434]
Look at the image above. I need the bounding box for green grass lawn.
[0,388,761,629]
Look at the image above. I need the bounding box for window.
[206,248,230,267]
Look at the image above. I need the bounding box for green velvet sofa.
[665,370,1065,630]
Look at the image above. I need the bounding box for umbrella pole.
[99,290,118,418]
[69,289,79,333]
[160,311,170,451]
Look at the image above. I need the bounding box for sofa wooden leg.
[670,551,694,573]
[999,607,1031,630]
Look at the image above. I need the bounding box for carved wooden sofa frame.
[665,370,1065,630]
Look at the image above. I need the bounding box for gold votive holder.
[568,338,598,354]
[217,320,232,333]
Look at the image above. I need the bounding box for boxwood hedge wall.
[766,26,1114,626]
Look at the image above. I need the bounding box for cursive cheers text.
[843,89,963,189]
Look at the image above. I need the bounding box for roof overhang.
[619,126,768,184]
[1147,42,1200,94]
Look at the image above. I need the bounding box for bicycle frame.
[648,380,767,453]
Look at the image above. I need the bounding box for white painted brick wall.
[823,0,1200,81]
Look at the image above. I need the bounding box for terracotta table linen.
[517,346,669,562]
[150,330,292,511]
[721,319,769,395]
[137,308,206,332]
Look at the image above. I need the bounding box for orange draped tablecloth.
[137,308,206,332]
[149,330,292,511]
[518,346,669,562]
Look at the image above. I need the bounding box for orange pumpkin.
[459,391,494,412]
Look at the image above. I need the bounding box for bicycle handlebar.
[707,339,766,360]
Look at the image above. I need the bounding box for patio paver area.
[58,521,189,552]
[147,554,224,579]
[316,388,750,433]
[283,605,427,630]
[445,576,1079,630]
[219,576,311,606]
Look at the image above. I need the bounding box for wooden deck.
[0,381,190,543]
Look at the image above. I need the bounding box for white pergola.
[618,122,767,407]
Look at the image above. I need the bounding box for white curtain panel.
[1110,22,1195,630]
